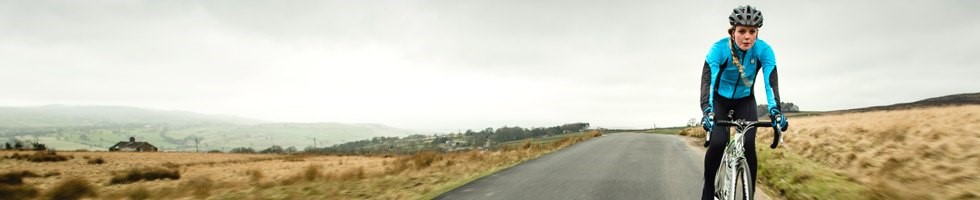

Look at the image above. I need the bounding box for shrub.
[229,147,256,154]
[44,177,98,200]
[5,151,69,162]
[109,167,180,185]
[30,141,47,151]
[0,170,40,185]
[589,130,603,137]
[280,165,322,185]
[260,145,285,154]
[302,165,321,181]
[127,186,150,200]
[0,171,40,199]
[386,158,410,175]
[3,153,22,159]
[337,166,366,181]
[87,157,105,165]
[0,184,39,199]
[409,151,439,169]
[385,151,443,175]
[42,171,61,178]
[245,169,263,183]
[179,176,213,198]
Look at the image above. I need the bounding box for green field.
[0,105,415,151]
[3,124,415,152]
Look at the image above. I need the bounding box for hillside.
[0,105,264,127]
[0,105,415,151]
[776,92,980,119]
[830,92,980,114]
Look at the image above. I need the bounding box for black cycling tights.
[702,95,758,200]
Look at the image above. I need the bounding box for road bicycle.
[710,119,783,200]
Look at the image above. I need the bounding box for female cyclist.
[699,5,790,200]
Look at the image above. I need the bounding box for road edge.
[425,136,594,200]
[421,159,525,200]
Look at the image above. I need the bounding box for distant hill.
[0,105,416,151]
[832,92,980,114]
[0,105,264,128]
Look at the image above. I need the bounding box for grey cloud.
[1,0,978,130]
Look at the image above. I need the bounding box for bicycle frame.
[712,119,782,200]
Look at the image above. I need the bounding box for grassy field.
[3,122,415,152]
[0,131,602,199]
[496,131,596,148]
[771,105,980,199]
[675,105,980,199]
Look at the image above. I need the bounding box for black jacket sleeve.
[700,61,712,113]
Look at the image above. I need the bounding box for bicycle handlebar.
[715,120,783,149]
[715,121,774,127]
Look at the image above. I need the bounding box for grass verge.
[418,156,527,199]
[756,145,872,200]
[424,131,602,199]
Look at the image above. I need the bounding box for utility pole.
[306,136,318,150]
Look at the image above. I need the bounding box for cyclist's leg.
[733,95,759,192]
[702,96,734,200]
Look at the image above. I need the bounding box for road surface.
[436,132,771,200]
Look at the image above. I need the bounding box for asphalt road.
[436,132,767,200]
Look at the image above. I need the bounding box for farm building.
[109,137,158,152]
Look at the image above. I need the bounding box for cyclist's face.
[732,26,758,51]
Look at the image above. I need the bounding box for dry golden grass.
[0,152,281,199]
[767,105,980,199]
[680,105,980,199]
[44,176,98,200]
[218,133,599,199]
[0,132,601,199]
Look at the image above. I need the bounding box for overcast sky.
[1,1,978,131]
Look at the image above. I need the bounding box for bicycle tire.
[738,160,754,200]
[714,154,731,199]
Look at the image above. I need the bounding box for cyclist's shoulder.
[755,39,772,48]
[707,38,731,59]
[752,39,775,58]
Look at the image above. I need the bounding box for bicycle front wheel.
[736,160,754,200]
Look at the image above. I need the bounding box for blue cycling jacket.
[700,37,782,114]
